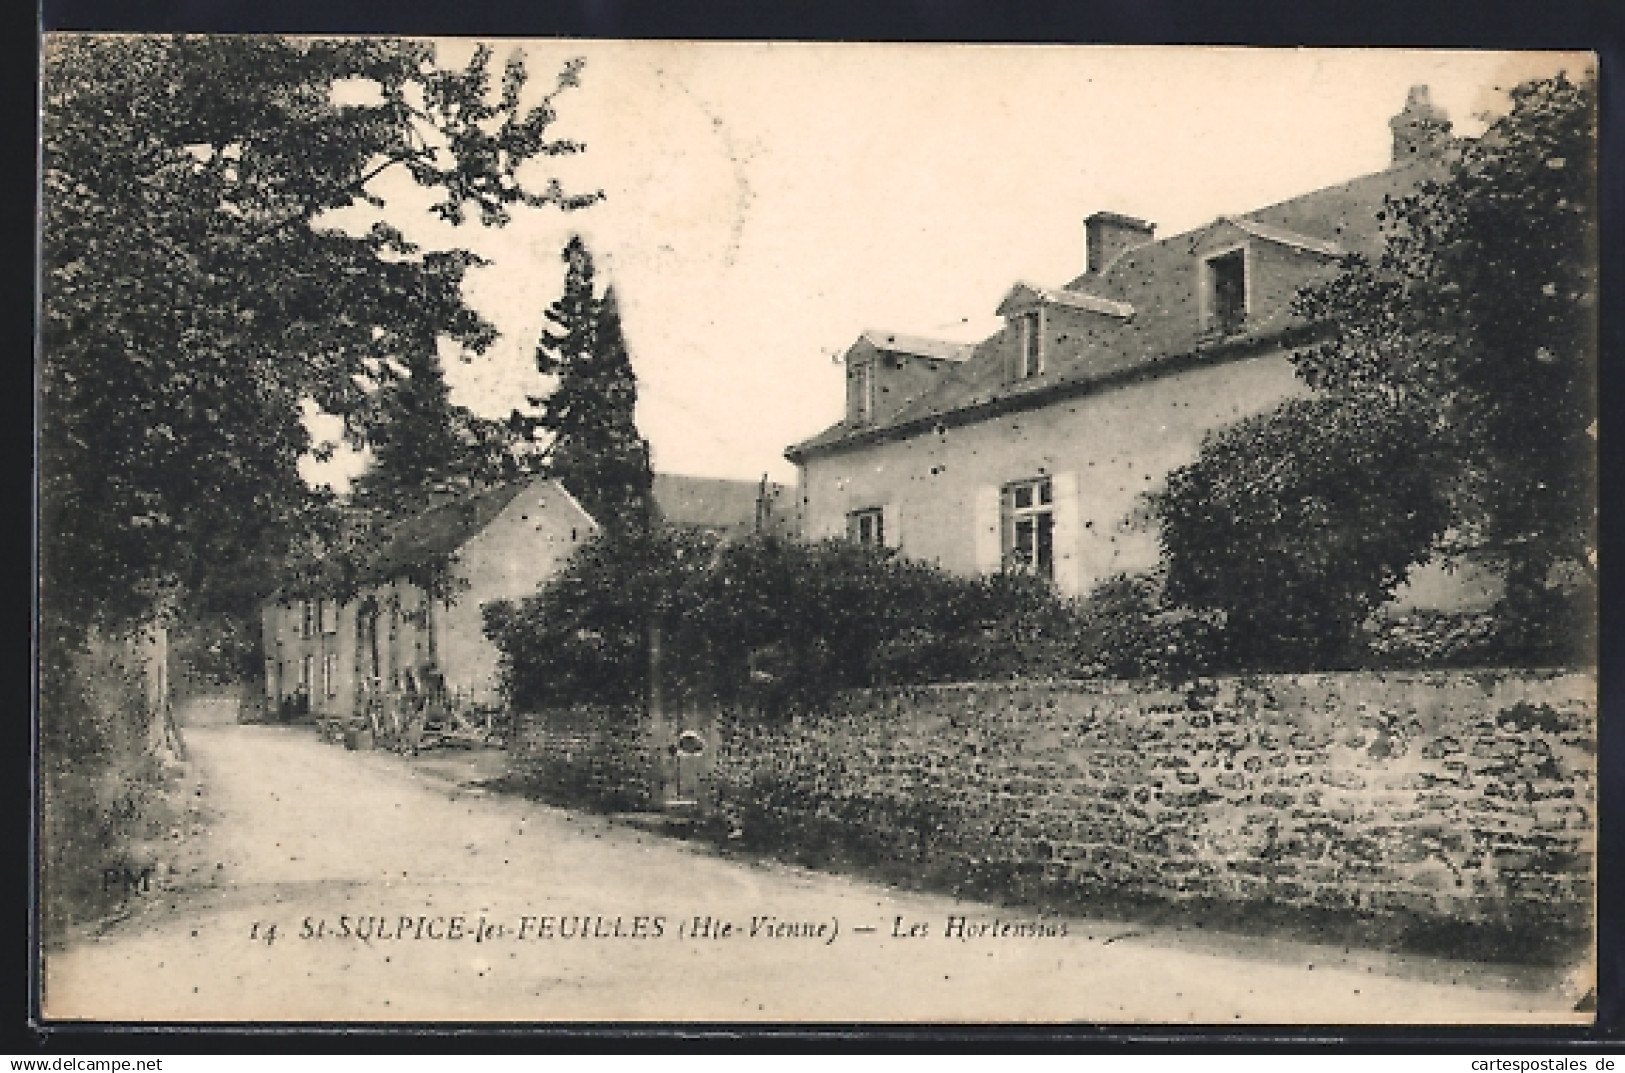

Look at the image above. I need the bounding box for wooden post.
[155,620,187,760]
[647,615,663,722]
[648,615,667,805]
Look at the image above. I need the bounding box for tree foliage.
[525,238,654,533]
[1291,72,1597,641]
[483,525,709,711]
[1070,570,1225,681]
[350,348,529,513]
[1153,395,1454,667]
[40,35,600,633]
[1153,72,1596,665]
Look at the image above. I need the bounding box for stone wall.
[708,670,1595,933]
[509,706,658,812]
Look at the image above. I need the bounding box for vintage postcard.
[36,40,1598,1024]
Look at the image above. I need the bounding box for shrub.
[1152,394,1454,670]
[1071,571,1226,680]
[485,529,1089,716]
[483,525,716,712]
[1359,610,1500,668]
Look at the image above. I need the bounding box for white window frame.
[1003,476,1055,579]
[1200,242,1250,334]
[847,507,885,547]
[322,652,339,698]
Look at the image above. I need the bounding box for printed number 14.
[249,922,278,945]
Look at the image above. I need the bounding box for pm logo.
[102,864,155,895]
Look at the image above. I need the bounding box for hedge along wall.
[709,671,1596,933]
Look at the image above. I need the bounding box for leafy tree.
[1153,72,1596,665]
[1153,395,1454,668]
[1290,72,1597,655]
[40,36,604,935]
[527,238,654,533]
[40,35,600,637]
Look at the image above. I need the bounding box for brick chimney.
[1390,85,1453,166]
[1084,211,1156,275]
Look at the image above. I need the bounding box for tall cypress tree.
[531,237,653,533]
[351,347,465,514]
[352,344,527,514]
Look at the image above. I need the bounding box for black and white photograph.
[35,39,1598,1023]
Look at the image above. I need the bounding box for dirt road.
[43,706,1589,1023]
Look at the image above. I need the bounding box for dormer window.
[1203,246,1248,335]
[989,283,1130,388]
[1017,308,1044,379]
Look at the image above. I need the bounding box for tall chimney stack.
[1084,211,1156,275]
[1390,85,1453,166]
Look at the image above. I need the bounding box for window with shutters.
[1003,476,1054,579]
[322,652,338,698]
[300,600,316,639]
[847,507,885,547]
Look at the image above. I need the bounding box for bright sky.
[302,44,1590,490]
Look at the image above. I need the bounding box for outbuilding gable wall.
[261,480,598,721]
[432,483,598,708]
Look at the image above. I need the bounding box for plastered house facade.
[262,477,599,722]
[787,87,1500,611]
[263,473,798,721]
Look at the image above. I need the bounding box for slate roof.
[358,472,794,585]
[997,281,1136,319]
[652,473,799,539]
[856,330,976,362]
[786,159,1435,462]
[361,478,557,581]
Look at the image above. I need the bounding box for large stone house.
[263,473,796,724]
[786,86,1499,611]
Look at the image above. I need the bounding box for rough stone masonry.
[708,670,1595,933]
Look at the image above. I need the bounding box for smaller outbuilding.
[261,473,797,735]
